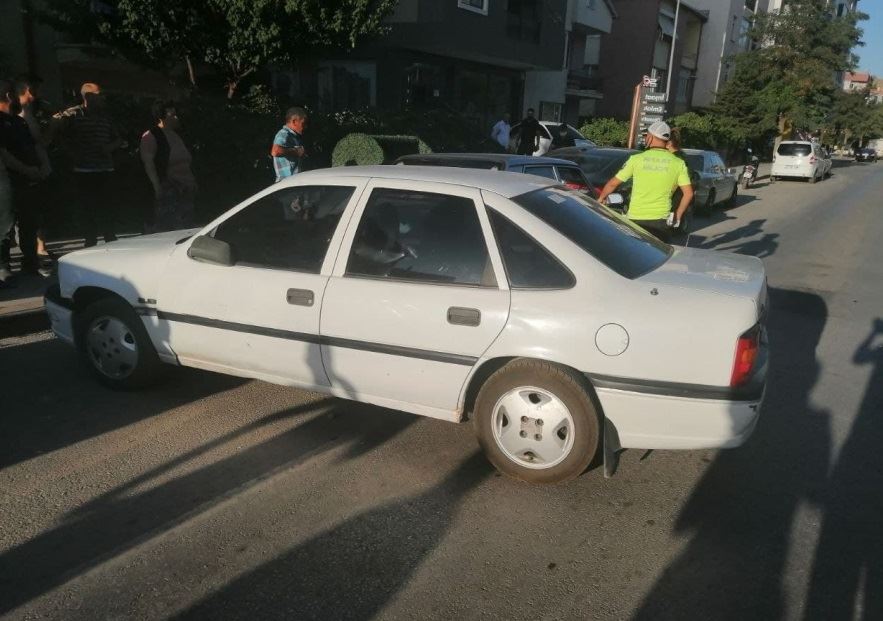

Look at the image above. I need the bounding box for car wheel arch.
[460,356,606,422]
[72,286,128,314]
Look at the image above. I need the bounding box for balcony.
[566,67,603,94]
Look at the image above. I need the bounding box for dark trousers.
[11,182,45,269]
[76,172,117,247]
[632,218,672,244]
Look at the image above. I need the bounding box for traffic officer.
[598,120,693,243]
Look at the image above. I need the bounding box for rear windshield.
[684,154,704,171]
[571,153,631,182]
[556,166,588,187]
[512,187,672,279]
[777,143,812,157]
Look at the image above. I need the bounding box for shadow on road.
[0,398,416,615]
[804,318,883,620]
[688,218,780,259]
[0,337,246,469]
[173,453,492,621]
[633,288,831,619]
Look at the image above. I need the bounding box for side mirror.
[607,193,625,206]
[188,235,235,266]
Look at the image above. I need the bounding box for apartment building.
[595,0,706,120]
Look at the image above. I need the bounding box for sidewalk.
[0,238,84,335]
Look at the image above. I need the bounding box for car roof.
[283,165,558,198]
[681,148,713,155]
[550,146,638,157]
[778,140,813,144]
[395,153,580,167]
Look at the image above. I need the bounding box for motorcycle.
[742,156,760,189]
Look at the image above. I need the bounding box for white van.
[771,141,832,183]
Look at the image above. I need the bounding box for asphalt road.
[1,160,882,620]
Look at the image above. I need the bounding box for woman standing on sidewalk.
[139,100,197,232]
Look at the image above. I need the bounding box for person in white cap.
[598,120,693,243]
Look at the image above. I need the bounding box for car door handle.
[286,288,314,307]
[447,307,481,327]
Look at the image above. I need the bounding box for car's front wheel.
[474,360,601,484]
[75,297,165,390]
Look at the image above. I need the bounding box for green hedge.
[332,133,432,167]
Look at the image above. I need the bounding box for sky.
[857,0,883,76]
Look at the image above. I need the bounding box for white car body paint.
[50,166,767,452]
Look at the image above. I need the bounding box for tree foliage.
[826,88,883,146]
[579,117,630,147]
[713,0,866,143]
[41,0,399,97]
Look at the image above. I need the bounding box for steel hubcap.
[491,386,575,470]
[86,316,138,380]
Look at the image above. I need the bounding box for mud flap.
[603,418,623,478]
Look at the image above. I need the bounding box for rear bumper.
[595,387,762,450]
[588,354,766,450]
[44,284,75,346]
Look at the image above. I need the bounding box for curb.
[0,307,50,338]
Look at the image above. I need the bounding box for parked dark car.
[394,153,596,197]
[547,146,639,207]
[856,148,878,163]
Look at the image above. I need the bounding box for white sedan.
[45,166,768,483]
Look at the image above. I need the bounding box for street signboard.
[642,103,666,115]
[642,75,658,88]
[643,93,666,103]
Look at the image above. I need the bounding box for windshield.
[777,143,812,157]
[512,187,672,279]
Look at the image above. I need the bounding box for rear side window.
[488,209,574,289]
[346,188,494,287]
[777,143,812,157]
[512,187,671,279]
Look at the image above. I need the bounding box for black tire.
[727,186,738,208]
[770,175,776,183]
[699,190,715,216]
[473,359,601,484]
[75,297,166,390]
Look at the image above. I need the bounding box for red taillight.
[731,326,760,387]
[564,182,587,191]
[809,155,816,164]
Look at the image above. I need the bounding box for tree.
[41,0,399,98]
[578,117,629,147]
[827,88,883,148]
[712,0,867,145]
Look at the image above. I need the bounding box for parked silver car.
[680,149,739,215]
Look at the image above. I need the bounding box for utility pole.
[664,0,682,105]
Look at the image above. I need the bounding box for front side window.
[213,185,355,272]
[556,166,590,190]
[512,186,671,279]
[346,188,494,287]
[488,209,574,289]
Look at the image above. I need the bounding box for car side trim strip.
[587,370,765,402]
[152,311,479,366]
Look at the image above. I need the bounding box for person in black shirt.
[551,123,576,150]
[0,78,48,278]
[516,108,541,155]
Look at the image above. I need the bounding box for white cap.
[647,120,671,141]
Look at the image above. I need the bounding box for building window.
[539,101,562,122]
[738,17,751,50]
[744,0,757,11]
[507,0,542,43]
[458,0,489,15]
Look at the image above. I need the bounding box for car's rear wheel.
[474,360,600,484]
[75,297,165,390]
